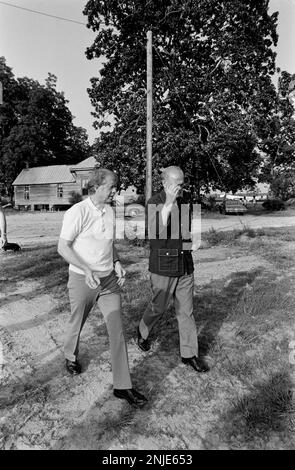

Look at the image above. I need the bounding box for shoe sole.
[181,360,209,373]
[66,367,81,375]
[182,363,209,373]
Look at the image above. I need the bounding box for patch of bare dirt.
[1,212,294,449]
[0,241,277,450]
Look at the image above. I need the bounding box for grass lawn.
[0,227,295,450]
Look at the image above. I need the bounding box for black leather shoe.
[137,326,151,352]
[65,359,82,375]
[181,356,210,373]
[114,388,148,407]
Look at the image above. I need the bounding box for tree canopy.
[84,0,282,194]
[0,59,90,197]
[257,70,295,184]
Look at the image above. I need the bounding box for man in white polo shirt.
[58,168,147,407]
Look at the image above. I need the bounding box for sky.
[0,0,294,144]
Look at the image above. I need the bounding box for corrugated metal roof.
[13,165,76,185]
[71,156,98,169]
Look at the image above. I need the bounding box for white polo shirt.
[60,197,115,276]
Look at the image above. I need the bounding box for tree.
[270,170,295,201]
[257,71,295,184]
[84,0,278,194]
[0,59,90,197]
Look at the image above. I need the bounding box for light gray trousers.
[64,270,132,389]
[139,273,198,358]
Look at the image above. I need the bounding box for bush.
[270,171,295,201]
[197,195,216,211]
[203,225,266,246]
[200,198,212,211]
[262,199,285,211]
[69,191,82,205]
[203,227,235,245]
[240,224,256,238]
[0,196,11,206]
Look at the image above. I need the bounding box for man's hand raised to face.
[164,183,181,206]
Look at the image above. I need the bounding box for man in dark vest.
[137,166,209,373]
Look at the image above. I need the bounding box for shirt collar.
[87,197,106,214]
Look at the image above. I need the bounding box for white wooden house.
[12,157,97,210]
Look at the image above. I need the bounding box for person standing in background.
[0,203,7,248]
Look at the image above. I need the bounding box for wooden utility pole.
[146,30,153,203]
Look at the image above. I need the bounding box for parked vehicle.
[219,199,248,215]
[285,197,295,207]
[124,203,145,218]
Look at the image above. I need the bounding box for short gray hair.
[88,168,117,193]
[161,166,184,182]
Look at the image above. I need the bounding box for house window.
[24,186,30,200]
[81,179,89,196]
[57,184,63,198]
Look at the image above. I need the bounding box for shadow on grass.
[49,266,270,449]
[194,268,265,355]
[206,371,295,449]
[0,244,66,282]
[2,239,293,449]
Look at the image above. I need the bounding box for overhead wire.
[0,1,86,25]
[0,1,114,28]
